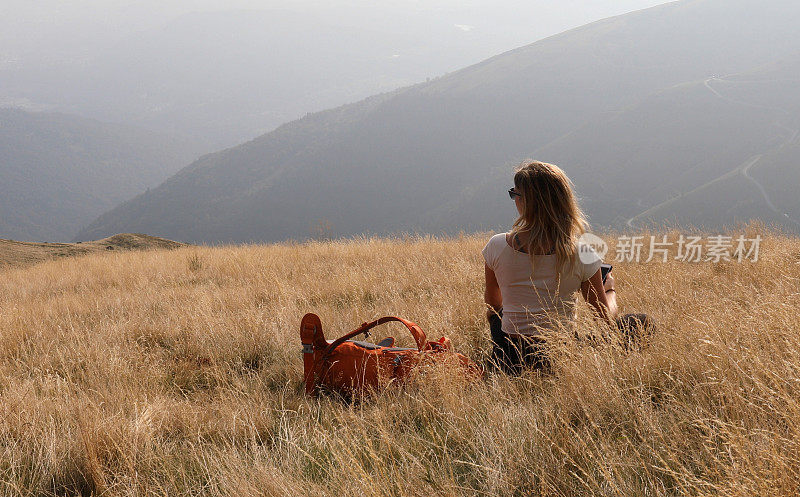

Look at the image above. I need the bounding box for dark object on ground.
[488,309,655,375]
[615,313,656,351]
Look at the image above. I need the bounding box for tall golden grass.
[1,225,799,496]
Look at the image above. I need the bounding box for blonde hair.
[509,160,589,275]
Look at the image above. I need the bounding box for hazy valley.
[74,0,800,244]
[0,108,201,241]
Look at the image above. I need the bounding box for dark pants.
[488,310,655,375]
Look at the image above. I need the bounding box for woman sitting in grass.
[482,160,651,374]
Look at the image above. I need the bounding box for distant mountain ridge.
[0,108,202,241]
[0,233,185,271]
[76,0,800,243]
[0,9,528,151]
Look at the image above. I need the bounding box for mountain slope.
[534,52,800,230]
[0,108,201,241]
[76,0,800,243]
[628,58,800,229]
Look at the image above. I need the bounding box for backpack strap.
[323,316,427,358]
[300,313,328,394]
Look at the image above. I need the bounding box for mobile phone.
[601,263,613,284]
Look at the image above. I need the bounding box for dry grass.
[0,234,185,272]
[1,225,799,496]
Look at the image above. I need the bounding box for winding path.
[626,77,799,229]
[739,123,800,227]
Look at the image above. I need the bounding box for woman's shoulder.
[489,232,508,244]
[573,238,603,263]
[487,232,510,251]
[481,232,508,266]
[570,238,603,280]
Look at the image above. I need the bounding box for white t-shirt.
[481,232,602,336]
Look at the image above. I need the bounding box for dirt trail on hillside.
[626,77,800,229]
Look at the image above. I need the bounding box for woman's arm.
[484,263,503,319]
[580,269,618,326]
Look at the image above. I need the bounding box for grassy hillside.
[0,108,202,242]
[0,233,185,271]
[2,226,799,495]
[75,0,800,244]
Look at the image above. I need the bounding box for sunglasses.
[508,188,521,199]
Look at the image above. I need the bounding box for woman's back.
[483,161,647,375]
[482,232,601,335]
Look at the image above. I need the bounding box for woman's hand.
[603,273,615,293]
[580,268,619,326]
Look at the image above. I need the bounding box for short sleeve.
[575,241,603,282]
[481,235,499,270]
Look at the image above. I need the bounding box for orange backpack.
[300,313,481,396]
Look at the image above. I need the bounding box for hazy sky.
[1,1,670,63]
[0,0,674,146]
